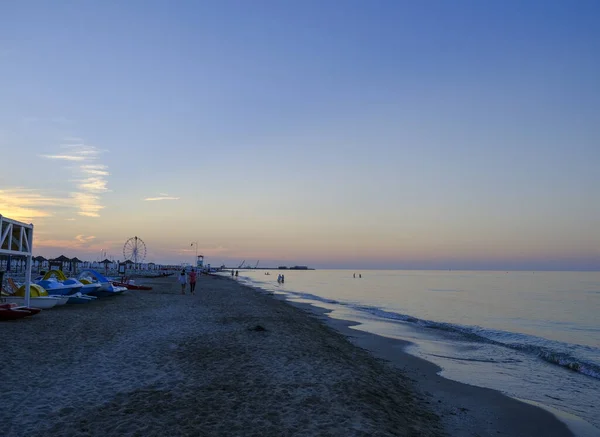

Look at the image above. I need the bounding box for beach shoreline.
[1,275,574,436]
[232,277,579,437]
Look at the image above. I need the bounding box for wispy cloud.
[144,196,180,201]
[40,154,86,161]
[0,188,72,222]
[35,234,105,251]
[80,164,109,176]
[76,234,96,244]
[58,141,110,217]
[71,192,104,217]
[61,143,106,155]
[3,136,111,221]
[77,177,109,193]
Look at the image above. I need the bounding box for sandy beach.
[1,275,573,436]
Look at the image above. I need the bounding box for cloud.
[55,141,111,217]
[76,234,96,244]
[71,192,104,217]
[40,154,86,161]
[144,196,180,201]
[35,234,105,251]
[77,177,109,193]
[0,188,73,222]
[60,143,106,156]
[80,164,109,176]
[3,138,111,221]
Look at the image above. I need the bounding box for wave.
[272,287,600,381]
[279,290,343,305]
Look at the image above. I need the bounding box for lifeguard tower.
[0,214,34,306]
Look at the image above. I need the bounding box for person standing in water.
[178,269,187,295]
[188,268,197,295]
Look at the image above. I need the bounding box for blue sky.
[1,0,599,269]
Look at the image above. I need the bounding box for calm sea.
[229,269,600,433]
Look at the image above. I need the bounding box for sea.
[227,269,600,435]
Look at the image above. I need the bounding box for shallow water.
[231,269,600,434]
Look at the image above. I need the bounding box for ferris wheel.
[123,236,147,265]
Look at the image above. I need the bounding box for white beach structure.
[0,214,34,307]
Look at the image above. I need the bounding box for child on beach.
[188,268,197,295]
[178,270,187,294]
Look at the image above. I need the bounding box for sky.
[1,0,599,270]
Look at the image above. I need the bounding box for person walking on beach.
[188,268,197,295]
[178,269,187,295]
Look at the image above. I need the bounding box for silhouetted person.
[178,269,187,295]
[188,268,197,295]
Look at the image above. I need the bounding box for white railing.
[0,214,34,306]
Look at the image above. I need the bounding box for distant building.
[290,266,308,270]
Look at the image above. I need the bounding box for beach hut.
[50,255,71,272]
[70,257,83,273]
[33,255,47,273]
[99,258,113,273]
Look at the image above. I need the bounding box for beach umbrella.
[50,254,71,271]
[70,257,83,273]
[100,259,112,273]
[124,259,134,270]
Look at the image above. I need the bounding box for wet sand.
[1,275,572,436]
